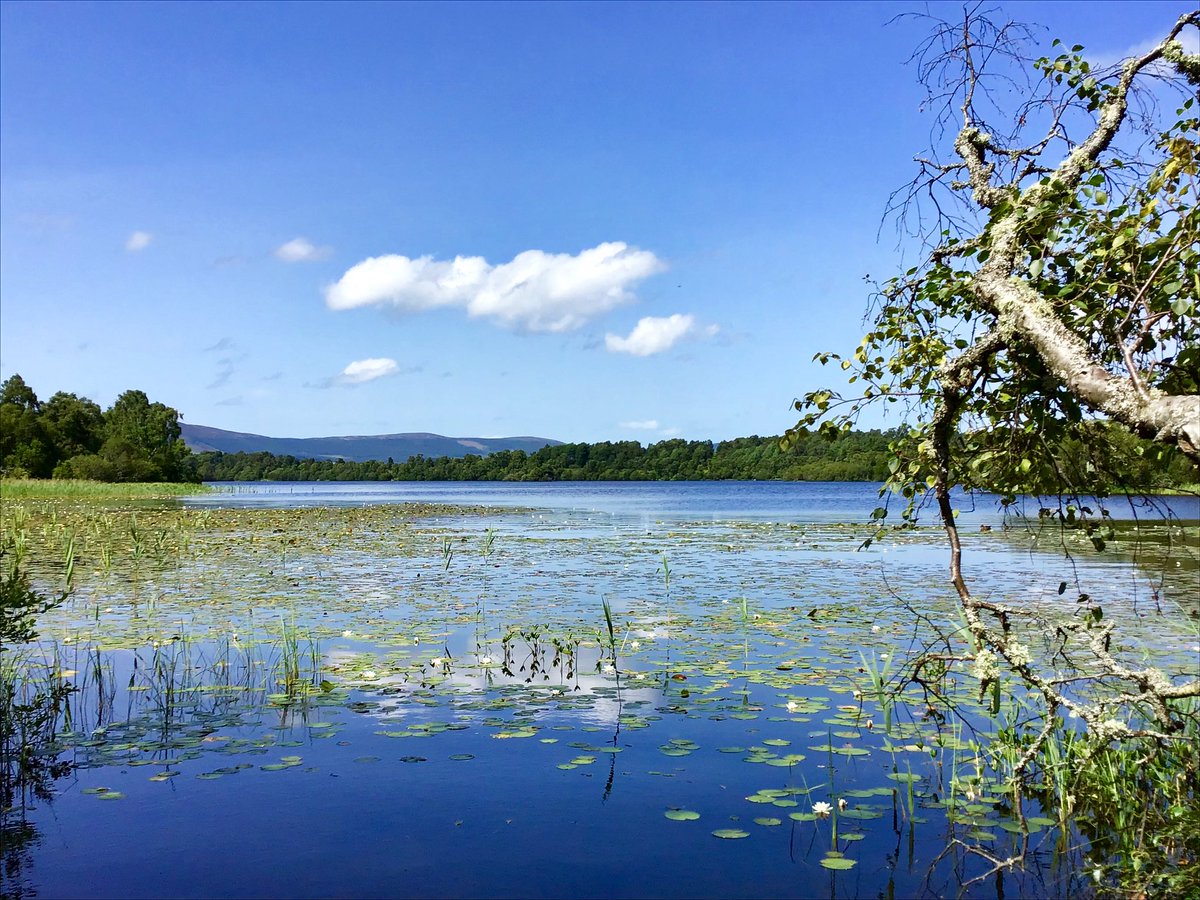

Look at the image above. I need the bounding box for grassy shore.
[0,478,209,500]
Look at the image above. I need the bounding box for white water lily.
[478,655,493,665]
[812,801,832,817]
[603,663,615,674]
[362,670,377,679]
[630,641,641,650]
[342,630,353,638]
[786,700,800,713]
[871,625,881,633]
[431,657,445,666]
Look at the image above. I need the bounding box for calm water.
[4,482,1197,899]
[193,479,1200,523]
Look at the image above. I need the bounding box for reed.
[0,479,207,500]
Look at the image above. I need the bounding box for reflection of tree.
[2,820,43,899]
[1,753,72,900]
[2,555,75,898]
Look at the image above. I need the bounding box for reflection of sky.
[326,643,666,730]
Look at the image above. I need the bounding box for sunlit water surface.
[4,482,1197,899]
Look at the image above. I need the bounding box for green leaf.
[820,856,858,870]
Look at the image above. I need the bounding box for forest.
[0,374,198,483]
[191,430,895,482]
[2,372,1194,487]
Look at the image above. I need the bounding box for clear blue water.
[193,479,1200,524]
[6,482,1197,899]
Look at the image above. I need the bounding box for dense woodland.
[192,430,896,482]
[1,373,1193,487]
[0,375,198,482]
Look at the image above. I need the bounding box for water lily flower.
[362,670,377,679]
[603,663,615,674]
[812,801,832,817]
[342,630,353,638]
[630,641,641,650]
[431,657,445,666]
[786,700,800,713]
[837,798,847,811]
[478,656,493,665]
[871,625,881,633]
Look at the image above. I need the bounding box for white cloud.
[336,357,399,385]
[604,313,714,357]
[325,241,666,333]
[275,237,332,263]
[620,419,660,430]
[125,231,152,252]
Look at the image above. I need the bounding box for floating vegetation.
[2,486,1197,898]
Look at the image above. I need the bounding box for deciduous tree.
[788,8,1199,889]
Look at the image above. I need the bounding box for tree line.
[192,430,898,482]
[2,373,1192,487]
[0,374,198,482]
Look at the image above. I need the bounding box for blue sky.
[1,1,1194,443]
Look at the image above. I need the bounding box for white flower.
[362,670,377,679]
[431,657,445,666]
[478,655,493,665]
[879,653,889,660]
[603,664,615,674]
[812,801,832,817]
[871,625,881,633]
[342,630,353,638]
[786,701,800,713]
[837,798,847,811]
[630,641,641,650]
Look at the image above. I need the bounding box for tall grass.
[1,479,208,500]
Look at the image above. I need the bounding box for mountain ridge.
[180,423,561,463]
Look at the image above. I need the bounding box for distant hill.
[181,423,561,463]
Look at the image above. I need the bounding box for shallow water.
[3,482,1197,898]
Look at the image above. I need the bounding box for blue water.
[191,479,1199,525]
[7,482,1197,899]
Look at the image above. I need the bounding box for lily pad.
[820,855,857,870]
[712,828,750,839]
[665,809,701,821]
